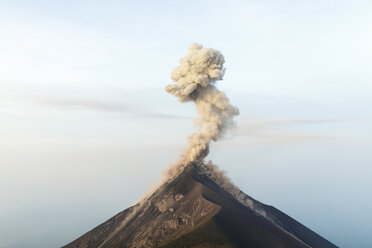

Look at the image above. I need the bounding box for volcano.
[63,163,338,248]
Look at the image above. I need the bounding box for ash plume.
[114,44,246,225]
[165,43,239,171]
[63,44,338,248]
[163,44,261,215]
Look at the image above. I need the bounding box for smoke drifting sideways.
[165,43,239,176]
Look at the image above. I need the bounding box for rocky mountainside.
[63,163,338,248]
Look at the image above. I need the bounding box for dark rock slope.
[63,164,338,248]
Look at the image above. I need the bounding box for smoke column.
[112,44,266,228]
[165,43,239,170]
[164,44,266,215]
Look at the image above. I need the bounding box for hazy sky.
[1,1,372,247]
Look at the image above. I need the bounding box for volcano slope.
[63,163,338,248]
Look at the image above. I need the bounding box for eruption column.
[165,43,239,166]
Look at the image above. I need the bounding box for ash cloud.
[160,44,268,217]
[165,43,239,169]
[113,44,268,224]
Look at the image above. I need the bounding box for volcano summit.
[63,44,337,247]
[63,163,337,248]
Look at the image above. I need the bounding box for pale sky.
[1,1,372,247]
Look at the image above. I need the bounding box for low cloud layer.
[0,94,186,119]
[216,118,348,147]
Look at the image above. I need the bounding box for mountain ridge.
[63,163,338,248]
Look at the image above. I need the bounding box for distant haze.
[1,1,372,248]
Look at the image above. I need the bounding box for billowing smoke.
[165,43,239,170]
[162,44,266,215]
[108,45,267,230]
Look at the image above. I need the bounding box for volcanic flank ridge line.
[108,162,270,247]
[100,161,303,248]
[63,162,338,247]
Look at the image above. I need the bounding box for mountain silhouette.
[63,163,338,248]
